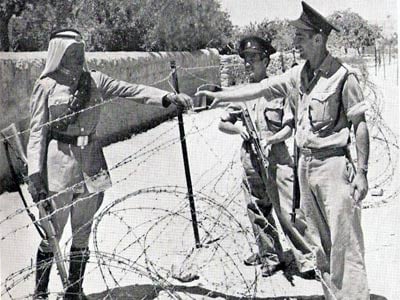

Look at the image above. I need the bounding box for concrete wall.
[0,50,220,194]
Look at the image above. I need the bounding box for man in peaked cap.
[238,35,276,59]
[27,28,192,300]
[290,1,340,36]
[198,2,370,299]
[218,35,315,278]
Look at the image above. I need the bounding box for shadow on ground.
[87,284,387,300]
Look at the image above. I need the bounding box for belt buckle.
[77,136,89,149]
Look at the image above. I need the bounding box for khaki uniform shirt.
[258,53,367,149]
[221,95,293,168]
[27,70,169,193]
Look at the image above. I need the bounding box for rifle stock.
[38,198,69,289]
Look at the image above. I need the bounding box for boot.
[34,249,54,299]
[64,247,89,300]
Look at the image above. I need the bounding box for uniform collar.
[316,52,334,76]
[303,52,332,76]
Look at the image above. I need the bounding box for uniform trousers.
[39,189,104,253]
[243,149,314,271]
[298,154,369,300]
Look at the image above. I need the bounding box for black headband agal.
[50,28,83,41]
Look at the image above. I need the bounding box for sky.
[218,0,398,30]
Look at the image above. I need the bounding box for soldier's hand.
[260,132,274,148]
[351,173,368,204]
[166,93,193,109]
[240,127,250,141]
[195,90,220,108]
[27,173,47,203]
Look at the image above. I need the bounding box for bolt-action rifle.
[1,124,69,289]
[240,105,270,182]
[240,106,311,252]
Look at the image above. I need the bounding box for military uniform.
[251,3,370,298]
[219,35,315,275]
[27,29,187,299]
[201,2,370,297]
[28,69,169,250]
[222,98,294,270]
[284,55,369,300]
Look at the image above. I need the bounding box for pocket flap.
[311,91,336,102]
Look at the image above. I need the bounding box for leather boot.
[34,249,54,299]
[64,247,89,300]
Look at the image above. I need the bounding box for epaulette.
[341,62,362,80]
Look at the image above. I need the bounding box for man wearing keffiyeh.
[27,29,192,299]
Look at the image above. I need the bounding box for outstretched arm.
[93,71,192,108]
[195,69,298,107]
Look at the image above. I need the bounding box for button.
[81,128,84,132]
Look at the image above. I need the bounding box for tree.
[0,0,26,51]
[328,10,383,55]
[139,0,233,51]
[8,0,233,52]
[234,19,295,52]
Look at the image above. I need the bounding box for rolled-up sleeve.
[27,82,49,176]
[92,71,169,106]
[342,73,368,122]
[282,90,297,129]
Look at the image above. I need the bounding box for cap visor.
[239,48,263,58]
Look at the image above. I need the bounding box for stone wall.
[219,52,299,87]
[0,49,220,137]
[0,50,220,194]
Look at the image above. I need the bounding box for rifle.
[240,105,311,252]
[1,126,69,289]
[291,143,300,223]
[240,105,270,183]
[37,196,69,289]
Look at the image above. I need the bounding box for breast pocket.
[309,90,340,128]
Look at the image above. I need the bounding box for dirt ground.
[1,62,399,300]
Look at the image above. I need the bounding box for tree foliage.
[0,0,27,51]
[8,0,233,52]
[140,0,233,51]
[327,10,383,55]
[235,19,295,52]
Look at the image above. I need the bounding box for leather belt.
[50,131,94,149]
[299,147,346,159]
